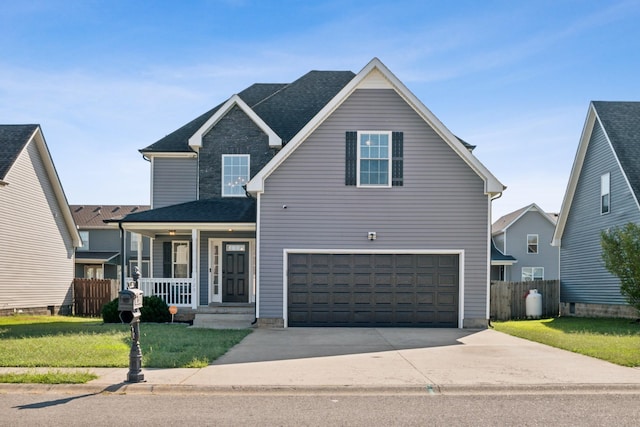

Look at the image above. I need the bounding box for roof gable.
[247,58,504,195]
[188,95,282,148]
[0,124,81,247]
[553,101,640,245]
[492,203,557,235]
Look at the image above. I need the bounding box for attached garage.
[287,252,460,327]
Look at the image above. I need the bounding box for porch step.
[192,306,255,329]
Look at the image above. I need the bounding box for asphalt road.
[2,390,640,426]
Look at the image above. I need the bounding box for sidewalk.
[2,328,640,395]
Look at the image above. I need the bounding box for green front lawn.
[0,315,251,369]
[492,317,640,367]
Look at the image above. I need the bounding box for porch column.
[136,232,142,276]
[192,228,199,309]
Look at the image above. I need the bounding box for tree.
[601,223,640,315]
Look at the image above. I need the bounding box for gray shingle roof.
[110,198,256,223]
[491,240,517,263]
[140,71,355,153]
[71,205,150,228]
[593,101,640,201]
[0,124,39,180]
[139,83,289,154]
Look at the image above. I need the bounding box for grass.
[0,370,98,384]
[0,315,252,370]
[492,317,640,367]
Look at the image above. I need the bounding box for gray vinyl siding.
[258,89,490,324]
[561,121,640,304]
[493,233,505,253]
[83,229,120,251]
[504,212,559,281]
[152,157,197,209]
[0,139,75,309]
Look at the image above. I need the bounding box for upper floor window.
[357,131,391,187]
[222,155,250,197]
[601,173,610,214]
[522,267,544,281]
[79,231,89,251]
[346,131,403,187]
[527,234,538,254]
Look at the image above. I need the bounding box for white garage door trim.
[282,249,465,328]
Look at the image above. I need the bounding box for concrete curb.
[2,382,640,396]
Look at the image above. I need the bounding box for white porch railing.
[134,278,197,309]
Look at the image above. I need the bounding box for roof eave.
[188,94,281,149]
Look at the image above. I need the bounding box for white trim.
[172,240,190,278]
[526,234,539,254]
[188,94,281,148]
[192,229,199,306]
[120,222,255,238]
[282,249,465,329]
[207,238,256,304]
[356,130,392,188]
[494,203,556,235]
[521,266,544,281]
[143,152,198,159]
[247,57,504,196]
[208,239,222,304]
[600,172,611,215]
[255,193,262,318]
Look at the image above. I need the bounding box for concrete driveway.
[175,327,640,390]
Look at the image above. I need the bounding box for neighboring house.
[0,125,81,315]
[491,203,559,282]
[553,101,640,318]
[71,205,150,280]
[113,58,504,328]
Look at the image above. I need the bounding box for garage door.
[287,253,459,327]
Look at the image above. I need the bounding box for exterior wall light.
[368,232,377,241]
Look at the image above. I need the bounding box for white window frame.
[522,267,544,281]
[130,232,139,252]
[79,231,89,251]
[527,234,539,254]
[601,172,610,215]
[357,131,392,188]
[222,154,250,197]
[172,240,190,278]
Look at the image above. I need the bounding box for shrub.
[101,296,172,324]
[140,296,171,323]
[101,298,120,323]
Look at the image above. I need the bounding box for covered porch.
[112,198,257,313]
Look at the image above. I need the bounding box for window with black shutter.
[345,131,403,187]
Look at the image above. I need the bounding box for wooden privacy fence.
[490,280,560,321]
[73,279,118,316]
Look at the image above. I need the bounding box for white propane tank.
[526,289,543,319]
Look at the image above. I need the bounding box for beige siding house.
[0,125,80,315]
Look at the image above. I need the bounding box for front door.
[223,242,249,303]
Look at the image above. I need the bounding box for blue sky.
[2,0,640,220]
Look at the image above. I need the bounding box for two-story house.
[0,124,81,315]
[71,205,150,280]
[553,101,640,318]
[113,58,505,328]
[491,203,559,282]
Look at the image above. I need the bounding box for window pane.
[223,155,250,197]
[358,132,390,186]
